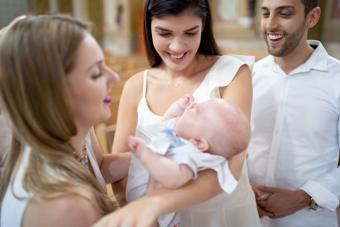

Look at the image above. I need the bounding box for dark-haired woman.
[95,0,261,226]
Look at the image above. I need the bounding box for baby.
[128,96,250,191]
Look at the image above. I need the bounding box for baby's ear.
[189,138,209,151]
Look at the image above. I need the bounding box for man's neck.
[274,41,315,75]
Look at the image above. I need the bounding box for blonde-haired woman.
[0,17,18,168]
[0,15,129,227]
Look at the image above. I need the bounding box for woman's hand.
[92,196,160,227]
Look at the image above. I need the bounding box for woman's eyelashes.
[91,73,102,80]
[91,68,103,80]
[157,31,198,38]
[158,31,171,37]
[184,31,198,37]
[91,64,104,80]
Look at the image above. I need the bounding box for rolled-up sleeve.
[301,171,340,211]
[301,113,340,211]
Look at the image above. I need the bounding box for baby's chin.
[173,128,187,139]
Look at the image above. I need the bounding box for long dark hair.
[144,0,220,67]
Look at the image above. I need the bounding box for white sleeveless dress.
[126,55,262,227]
[0,135,106,227]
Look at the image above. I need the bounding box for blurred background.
[1,0,340,152]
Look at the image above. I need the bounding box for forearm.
[141,150,193,189]
[145,169,221,215]
[100,152,131,183]
[91,170,221,227]
[228,149,247,180]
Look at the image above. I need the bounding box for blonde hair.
[0,15,115,214]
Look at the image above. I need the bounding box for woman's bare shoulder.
[119,70,146,105]
[23,187,101,227]
[124,71,145,90]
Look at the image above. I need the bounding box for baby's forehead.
[201,101,239,121]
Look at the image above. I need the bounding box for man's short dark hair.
[301,0,320,16]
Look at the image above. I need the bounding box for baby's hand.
[163,95,195,119]
[178,94,195,109]
[127,136,146,159]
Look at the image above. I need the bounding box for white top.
[85,135,106,190]
[1,147,32,227]
[248,41,340,227]
[0,135,105,227]
[126,55,262,227]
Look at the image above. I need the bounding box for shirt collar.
[264,40,329,76]
[301,40,328,72]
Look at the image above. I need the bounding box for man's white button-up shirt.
[248,40,340,227]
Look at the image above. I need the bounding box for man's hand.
[256,204,275,218]
[251,182,274,218]
[256,186,310,218]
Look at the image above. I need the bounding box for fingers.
[128,136,145,147]
[257,205,274,218]
[252,183,271,201]
[257,192,272,201]
[127,136,138,150]
[183,94,194,100]
[257,197,269,207]
[181,95,193,108]
[258,185,278,193]
[187,95,195,104]
[182,95,195,106]
[252,186,262,197]
[128,137,149,160]
[187,100,197,110]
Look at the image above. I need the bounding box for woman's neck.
[163,54,213,78]
[69,126,89,154]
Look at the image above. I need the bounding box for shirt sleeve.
[338,113,340,150]
[171,144,238,194]
[300,119,340,211]
[169,142,200,179]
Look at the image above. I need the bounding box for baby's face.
[174,101,218,139]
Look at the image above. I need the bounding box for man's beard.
[264,23,306,57]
